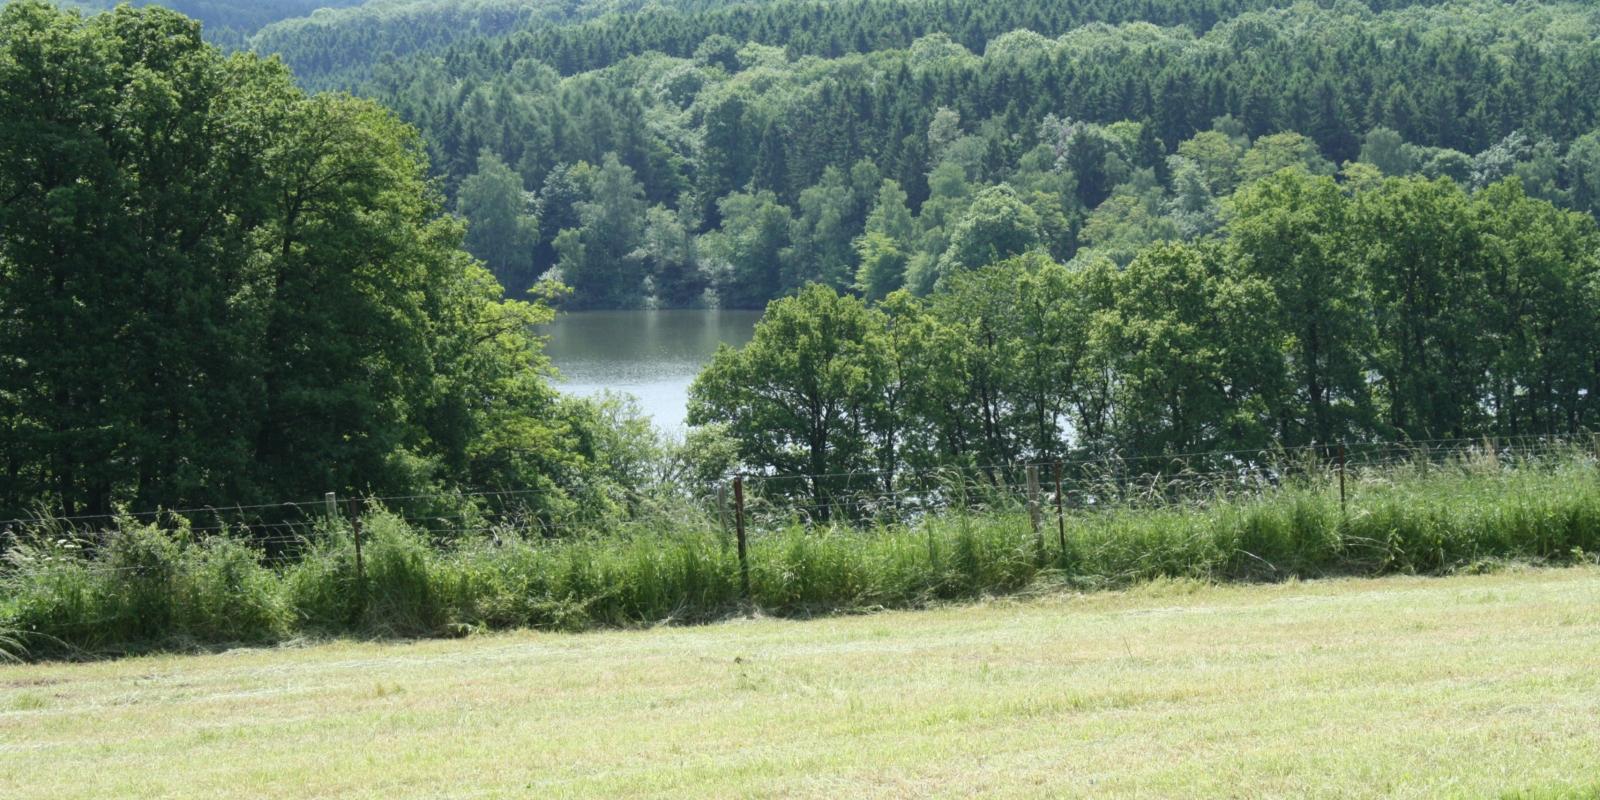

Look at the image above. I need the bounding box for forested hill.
[35,0,363,44]
[414,0,1455,79]
[31,0,1600,312]
[6,0,1600,522]
[284,0,1600,308]
[251,0,777,89]
[256,0,1446,88]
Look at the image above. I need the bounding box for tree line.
[250,0,771,90]
[41,0,366,45]
[8,0,1599,523]
[0,2,648,522]
[688,169,1600,506]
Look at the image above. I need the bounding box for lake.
[540,309,762,431]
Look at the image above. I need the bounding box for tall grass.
[2,458,1597,660]
[0,624,21,663]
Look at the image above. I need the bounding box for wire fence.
[2,433,1597,550]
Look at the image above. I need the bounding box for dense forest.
[293,0,1600,309]
[5,0,1600,522]
[31,1,1600,309]
[40,0,364,44]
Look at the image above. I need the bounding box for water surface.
[540,309,761,431]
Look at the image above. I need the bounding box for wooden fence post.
[1053,461,1067,560]
[1338,440,1347,514]
[1026,465,1043,561]
[348,498,365,617]
[734,475,751,611]
[716,482,730,554]
[324,491,337,524]
[348,498,365,589]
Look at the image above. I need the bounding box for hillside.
[251,0,774,88]
[249,0,1600,306]
[34,1,1600,309]
[34,0,363,41]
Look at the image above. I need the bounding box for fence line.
[1,434,1594,542]
[1,434,1594,613]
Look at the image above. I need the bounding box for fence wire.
[0,435,1595,553]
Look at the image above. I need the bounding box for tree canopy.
[208,0,1600,310]
[692,170,1600,497]
[0,1,615,521]
[11,0,1600,518]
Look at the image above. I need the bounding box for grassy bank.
[3,458,1600,660]
[3,568,1599,798]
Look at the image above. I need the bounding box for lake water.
[540,309,762,431]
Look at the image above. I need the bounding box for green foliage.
[3,521,291,654]
[702,189,792,308]
[5,458,1600,659]
[252,0,575,87]
[43,0,364,42]
[853,231,909,302]
[0,2,603,523]
[930,255,1090,464]
[69,0,1583,319]
[1078,174,1181,265]
[1238,132,1335,183]
[642,204,706,307]
[1178,129,1247,194]
[233,0,1600,312]
[1224,170,1372,442]
[457,149,539,292]
[359,513,446,636]
[556,153,649,308]
[283,526,363,632]
[1095,242,1285,455]
[698,172,1600,478]
[936,185,1044,280]
[688,285,885,508]
[178,537,288,644]
[1356,176,1490,437]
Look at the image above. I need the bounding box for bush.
[284,525,362,632]
[360,513,445,636]
[178,538,289,644]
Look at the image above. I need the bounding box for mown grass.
[1,568,1597,798]
[2,457,1599,660]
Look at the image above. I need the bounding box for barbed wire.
[0,433,1592,533]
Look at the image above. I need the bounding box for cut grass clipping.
[3,457,1600,659]
[1,568,1597,798]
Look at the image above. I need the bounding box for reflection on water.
[539,309,762,431]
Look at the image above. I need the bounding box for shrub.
[360,513,445,636]
[177,538,289,644]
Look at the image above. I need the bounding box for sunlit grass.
[1,567,1597,798]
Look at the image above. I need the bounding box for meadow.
[1,567,1598,798]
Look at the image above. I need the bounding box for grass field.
[2,568,1598,798]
